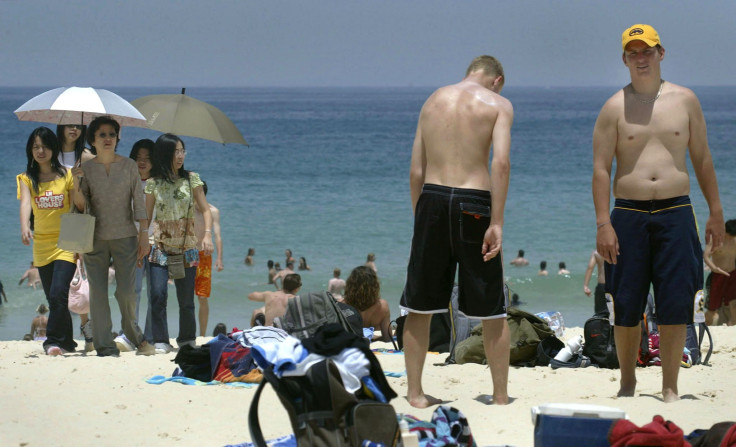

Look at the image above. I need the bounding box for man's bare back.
[417,80,511,192]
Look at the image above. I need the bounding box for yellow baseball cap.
[622,24,661,50]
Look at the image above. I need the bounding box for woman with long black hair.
[145,134,213,353]
[17,127,78,355]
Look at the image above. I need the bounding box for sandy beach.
[1,326,734,447]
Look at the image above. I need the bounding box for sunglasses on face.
[97,132,117,139]
[66,125,82,130]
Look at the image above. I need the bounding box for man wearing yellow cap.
[592,24,725,402]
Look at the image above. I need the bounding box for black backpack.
[583,315,619,369]
[274,291,361,340]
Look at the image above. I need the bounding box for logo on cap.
[629,28,644,36]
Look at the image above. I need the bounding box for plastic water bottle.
[536,311,565,338]
[694,290,705,324]
[606,293,615,326]
[399,417,419,447]
[553,335,584,362]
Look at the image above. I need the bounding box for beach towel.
[208,334,261,383]
[608,415,690,447]
[400,406,477,447]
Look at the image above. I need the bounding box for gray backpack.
[274,291,361,340]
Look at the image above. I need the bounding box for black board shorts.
[605,196,703,326]
[400,184,506,319]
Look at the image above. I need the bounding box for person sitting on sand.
[510,249,529,266]
[327,268,346,301]
[344,266,392,342]
[538,260,549,276]
[248,273,302,326]
[30,304,48,340]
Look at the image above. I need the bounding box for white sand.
[1,326,734,446]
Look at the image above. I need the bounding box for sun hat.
[622,24,661,50]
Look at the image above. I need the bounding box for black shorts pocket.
[459,202,490,244]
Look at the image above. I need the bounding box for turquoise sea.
[1,86,734,341]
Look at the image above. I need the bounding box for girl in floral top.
[145,134,213,353]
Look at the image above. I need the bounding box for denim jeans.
[149,262,197,346]
[37,259,78,352]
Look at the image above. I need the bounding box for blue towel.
[146,375,255,388]
[224,434,296,447]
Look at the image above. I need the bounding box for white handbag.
[57,204,95,254]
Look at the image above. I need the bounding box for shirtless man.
[509,249,529,266]
[248,273,301,326]
[19,261,41,290]
[272,261,295,291]
[193,182,224,337]
[327,268,346,301]
[593,24,724,403]
[583,250,607,315]
[703,219,736,326]
[401,55,512,407]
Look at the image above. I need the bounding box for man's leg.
[198,296,209,337]
[705,309,719,326]
[658,323,686,402]
[614,325,641,397]
[403,312,440,408]
[482,317,510,405]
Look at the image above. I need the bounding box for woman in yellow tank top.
[17,127,79,355]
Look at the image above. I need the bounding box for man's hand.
[201,237,214,255]
[705,213,725,253]
[215,258,224,272]
[596,224,619,264]
[584,285,592,296]
[482,224,503,262]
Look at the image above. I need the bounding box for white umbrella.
[14,86,147,127]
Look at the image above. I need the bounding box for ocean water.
[1,86,734,341]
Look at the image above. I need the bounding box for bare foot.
[662,388,680,403]
[406,393,442,409]
[492,393,509,405]
[617,378,636,397]
[46,346,64,356]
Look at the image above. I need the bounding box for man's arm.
[248,291,269,302]
[592,99,619,264]
[483,101,513,261]
[583,252,597,296]
[210,206,224,271]
[409,110,427,213]
[193,186,214,254]
[703,235,729,276]
[686,91,725,250]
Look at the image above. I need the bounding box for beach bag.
[583,314,619,369]
[249,359,400,447]
[454,307,554,366]
[173,344,212,382]
[57,205,95,254]
[68,260,90,314]
[167,254,186,280]
[273,291,360,340]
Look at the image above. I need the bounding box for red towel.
[721,423,736,446]
[609,415,690,447]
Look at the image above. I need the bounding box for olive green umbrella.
[131,89,248,146]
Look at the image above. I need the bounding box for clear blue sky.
[3,1,735,88]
